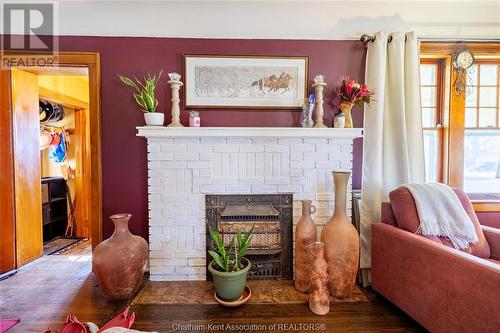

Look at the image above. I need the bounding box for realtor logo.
[1,2,58,68]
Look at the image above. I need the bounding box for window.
[419,43,500,202]
[420,61,443,183]
[464,63,500,196]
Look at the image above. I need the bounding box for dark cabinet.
[41,177,68,242]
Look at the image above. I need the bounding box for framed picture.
[183,55,308,109]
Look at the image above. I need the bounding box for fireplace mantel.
[137,126,363,139]
[138,125,362,281]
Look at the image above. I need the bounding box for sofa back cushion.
[389,187,490,258]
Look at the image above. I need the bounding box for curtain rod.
[360,34,500,44]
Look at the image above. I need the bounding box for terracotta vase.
[294,200,318,293]
[92,214,148,301]
[309,242,330,315]
[339,102,353,128]
[320,171,359,298]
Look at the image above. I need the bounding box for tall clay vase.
[339,102,353,128]
[320,171,360,298]
[309,242,330,315]
[92,214,148,302]
[294,200,317,293]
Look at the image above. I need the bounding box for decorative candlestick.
[312,75,327,128]
[167,72,184,127]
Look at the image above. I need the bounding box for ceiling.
[53,1,500,40]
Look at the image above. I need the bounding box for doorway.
[0,53,102,276]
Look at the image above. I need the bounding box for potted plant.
[208,227,253,301]
[118,70,164,126]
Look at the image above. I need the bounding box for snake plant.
[208,226,254,273]
[118,70,162,112]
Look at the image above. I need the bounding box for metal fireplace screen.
[219,203,281,249]
[206,194,293,280]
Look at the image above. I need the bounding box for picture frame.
[183,55,309,110]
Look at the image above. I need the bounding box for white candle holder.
[167,78,184,127]
[312,80,327,128]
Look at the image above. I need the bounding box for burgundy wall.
[54,36,366,240]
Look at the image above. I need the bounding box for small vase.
[320,171,359,298]
[294,200,317,293]
[92,214,148,301]
[339,102,353,128]
[309,242,330,315]
[144,112,164,126]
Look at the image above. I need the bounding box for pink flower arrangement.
[337,76,374,108]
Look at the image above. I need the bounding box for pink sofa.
[372,187,500,333]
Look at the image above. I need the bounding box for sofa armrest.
[372,223,500,333]
[482,225,500,260]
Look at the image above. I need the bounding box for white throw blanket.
[403,183,478,249]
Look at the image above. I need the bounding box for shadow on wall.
[329,15,412,37]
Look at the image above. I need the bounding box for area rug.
[0,318,20,333]
[133,280,370,305]
[43,237,86,255]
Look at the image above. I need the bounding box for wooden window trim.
[420,58,446,182]
[421,43,500,209]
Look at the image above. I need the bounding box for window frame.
[420,43,500,210]
[420,58,446,183]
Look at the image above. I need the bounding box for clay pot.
[92,214,148,301]
[294,199,317,293]
[320,171,359,298]
[309,242,330,315]
[339,102,353,128]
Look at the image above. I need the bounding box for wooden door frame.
[0,68,16,275]
[0,53,102,270]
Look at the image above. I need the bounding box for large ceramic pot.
[92,214,148,301]
[309,242,330,315]
[144,112,164,126]
[320,171,359,298]
[208,258,251,301]
[294,199,317,293]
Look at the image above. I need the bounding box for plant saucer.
[214,285,251,308]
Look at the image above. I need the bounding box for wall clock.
[453,49,475,70]
[452,48,474,96]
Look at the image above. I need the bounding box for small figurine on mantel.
[312,75,327,128]
[167,72,184,127]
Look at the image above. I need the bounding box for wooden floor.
[0,243,426,333]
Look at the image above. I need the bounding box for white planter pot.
[144,112,164,126]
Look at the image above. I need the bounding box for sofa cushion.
[389,186,490,258]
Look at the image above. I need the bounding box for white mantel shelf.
[136,127,363,139]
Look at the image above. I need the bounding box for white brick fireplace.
[137,127,363,281]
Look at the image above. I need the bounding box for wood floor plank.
[0,248,426,333]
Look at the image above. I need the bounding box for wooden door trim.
[0,68,16,273]
[1,52,102,253]
[54,52,103,248]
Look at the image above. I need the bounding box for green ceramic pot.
[208,258,251,301]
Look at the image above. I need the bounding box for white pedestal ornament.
[312,75,327,128]
[167,72,184,127]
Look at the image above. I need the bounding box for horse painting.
[251,72,293,94]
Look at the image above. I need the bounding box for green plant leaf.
[236,225,254,264]
[143,92,155,112]
[209,229,226,261]
[133,93,147,111]
[118,75,140,90]
[208,250,226,271]
[226,237,235,271]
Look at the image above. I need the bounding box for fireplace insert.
[205,194,293,280]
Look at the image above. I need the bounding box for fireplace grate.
[206,194,293,280]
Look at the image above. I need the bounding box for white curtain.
[360,31,426,270]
